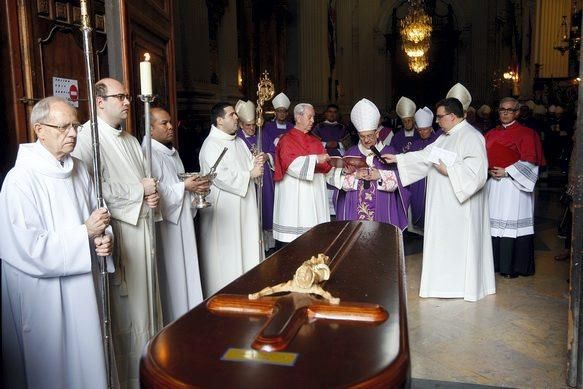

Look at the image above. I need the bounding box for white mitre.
[272,92,291,110]
[395,96,416,119]
[236,100,256,124]
[446,83,472,111]
[350,98,380,132]
[414,106,434,128]
[235,99,245,113]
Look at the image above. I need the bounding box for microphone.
[370,146,391,166]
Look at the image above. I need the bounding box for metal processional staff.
[255,71,275,260]
[138,54,162,338]
[79,1,113,387]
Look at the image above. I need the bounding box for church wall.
[534,0,570,78]
[296,0,391,117]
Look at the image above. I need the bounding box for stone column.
[297,0,328,108]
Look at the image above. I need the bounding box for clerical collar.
[502,120,516,128]
[444,119,466,136]
[323,120,338,125]
[97,117,123,136]
[276,121,287,129]
[151,138,176,155]
[210,124,236,140]
[404,128,415,137]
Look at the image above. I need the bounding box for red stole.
[274,128,332,181]
[485,121,545,169]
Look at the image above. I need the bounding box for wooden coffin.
[140,221,410,388]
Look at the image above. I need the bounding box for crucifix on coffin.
[207,254,389,352]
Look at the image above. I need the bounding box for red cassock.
[485,121,545,169]
[273,128,332,181]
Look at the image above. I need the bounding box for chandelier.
[408,56,428,73]
[400,0,432,74]
[553,15,581,55]
[403,39,430,58]
[400,0,432,44]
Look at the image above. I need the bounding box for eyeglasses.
[358,133,377,141]
[498,108,518,114]
[435,113,452,120]
[100,93,132,102]
[39,122,82,132]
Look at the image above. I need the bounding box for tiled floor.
[405,186,570,388]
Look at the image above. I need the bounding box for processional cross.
[206,223,389,352]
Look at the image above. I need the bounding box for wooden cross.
[206,293,388,352]
[206,223,389,352]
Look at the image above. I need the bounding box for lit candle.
[140,53,152,95]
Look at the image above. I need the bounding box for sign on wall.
[53,77,79,107]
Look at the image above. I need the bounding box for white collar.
[210,125,236,140]
[15,141,74,178]
[151,139,176,155]
[502,120,516,128]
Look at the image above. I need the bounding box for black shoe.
[500,273,518,279]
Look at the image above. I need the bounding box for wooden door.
[121,0,176,141]
[1,0,108,180]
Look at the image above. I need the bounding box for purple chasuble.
[407,129,442,227]
[390,128,420,154]
[334,144,410,230]
[236,128,276,230]
[312,121,350,157]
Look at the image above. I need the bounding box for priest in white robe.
[145,107,208,323]
[273,103,343,244]
[73,78,160,389]
[1,97,114,388]
[384,98,495,302]
[198,102,266,297]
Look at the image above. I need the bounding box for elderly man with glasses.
[383,97,495,302]
[0,96,113,388]
[334,98,409,230]
[485,97,545,279]
[73,77,160,388]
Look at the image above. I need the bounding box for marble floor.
[405,186,571,388]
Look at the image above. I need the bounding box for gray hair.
[499,97,520,109]
[294,103,314,118]
[30,96,73,127]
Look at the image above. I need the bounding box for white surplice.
[273,156,343,243]
[487,161,538,238]
[396,120,496,302]
[1,142,113,389]
[73,118,160,389]
[144,139,203,323]
[198,125,261,297]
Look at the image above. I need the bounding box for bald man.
[73,78,160,389]
[145,107,207,323]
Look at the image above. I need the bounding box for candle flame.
[144,53,150,61]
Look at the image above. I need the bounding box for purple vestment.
[390,128,419,153]
[312,121,350,157]
[334,144,410,230]
[407,129,442,227]
[236,129,276,230]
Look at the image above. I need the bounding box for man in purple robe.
[235,100,276,250]
[263,92,294,156]
[335,98,410,230]
[390,96,419,153]
[312,104,352,157]
[408,107,442,230]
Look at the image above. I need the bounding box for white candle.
[140,53,152,95]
